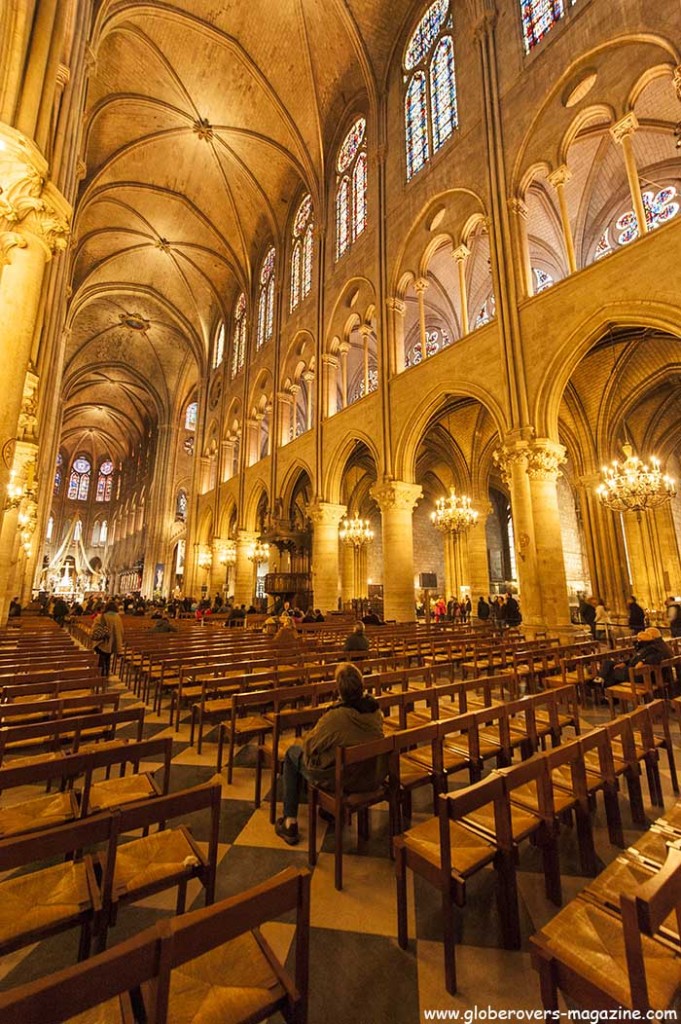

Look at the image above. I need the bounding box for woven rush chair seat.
[86,772,157,812]
[233,713,273,735]
[0,860,94,948]
[257,731,301,761]
[165,930,286,1024]
[510,777,575,815]
[0,790,77,838]
[109,828,201,900]
[404,744,470,774]
[584,856,680,943]
[63,996,130,1024]
[630,828,676,867]
[446,729,501,761]
[463,799,540,842]
[536,899,679,1009]
[1,750,64,768]
[400,816,496,874]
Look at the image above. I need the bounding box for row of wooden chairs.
[531,805,681,1012]
[0,865,310,1024]
[0,776,222,963]
[0,705,146,765]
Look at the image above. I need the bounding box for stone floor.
[0,681,679,1024]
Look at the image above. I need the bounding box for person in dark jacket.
[627,596,646,633]
[598,627,673,688]
[52,596,69,627]
[501,591,522,628]
[578,595,597,638]
[477,596,490,621]
[344,620,370,659]
[275,662,385,845]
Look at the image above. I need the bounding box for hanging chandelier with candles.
[431,488,479,534]
[596,443,676,513]
[339,514,374,547]
[248,540,270,564]
[218,542,237,567]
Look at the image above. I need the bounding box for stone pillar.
[509,198,533,298]
[386,297,406,375]
[495,442,544,628]
[526,440,572,628]
[339,342,350,409]
[414,278,429,359]
[468,499,491,599]
[277,391,293,447]
[547,165,577,274]
[233,529,258,606]
[652,502,681,597]
[452,244,470,336]
[360,324,372,395]
[221,438,235,482]
[307,501,346,614]
[0,440,38,621]
[340,540,354,605]
[370,481,422,622]
[322,354,339,417]
[610,114,648,238]
[302,369,315,431]
[580,475,632,616]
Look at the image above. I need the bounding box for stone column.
[233,529,259,606]
[526,439,572,628]
[495,441,544,628]
[509,197,533,298]
[610,114,648,238]
[302,369,315,431]
[307,501,346,614]
[468,499,491,599]
[652,502,681,597]
[386,297,406,375]
[339,342,350,409]
[370,481,422,622]
[414,278,429,359]
[452,244,470,336]
[221,438,235,482]
[277,391,293,447]
[547,165,577,274]
[322,354,339,417]
[580,475,632,615]
[340,540,354,606]
[359,324,372,395]
[0,440,38,621]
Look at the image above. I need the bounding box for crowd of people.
[427,591,522,628]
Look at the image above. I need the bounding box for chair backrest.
[0,809,116,873]
[438,774,510,874]
[335,732,395,797]
[79,735,174,815]
[620,843,681,1010]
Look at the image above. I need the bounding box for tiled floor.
[1,681,679,1023]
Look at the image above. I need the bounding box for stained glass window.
[353,152,367,240]
[213,322,225,369]
[290,243,301,312]
[406,74,429,179]
[46,516,54,542]
[520,0,573,54]
[54,453,62,494]
[95,459,113,502]
[294,193,312,236]
[257,247,276,348]
[337,118,366,173]
[232,293,247,378]
[404,2,457,181]
[595,185,680,261]
[474,294,496,329]
[303,224,313,298]
[100,520,108,544]
[68,457,91,501]
[532,267,554,293]
[351,367,379,403]
[405,327,451,367]
[74,520,82,541]
[336,120,367,260]
[185,402,198,431]
[336,177,350,260]
[430,37,457,152]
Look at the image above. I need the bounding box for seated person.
[314,609,325,622]
[362,610,383,626]
[275,662,385,845]
[273,615,301,653]
[151,614,176,633]
[344,620,370,659]
[598,627,673,689]
[262,615,279,636]
[302,609,317,623]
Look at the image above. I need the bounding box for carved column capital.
[413,277,429,296]
[17,370,39,444]
[0,127,71,258]
[386,297,406,316]
[508,197,528,219]
[526,440,566,481]
[609,112,639,145]
[674,65,681,102]
[322,353,340,368]
[370,480,422,513]
[306,500,347,528]
[547,164,572,189]
[493,442,529,484]
[452,243,471,263]
[0,230,27,265]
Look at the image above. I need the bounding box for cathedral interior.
[1,0,681,1021]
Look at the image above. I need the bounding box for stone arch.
[323,430,382,504]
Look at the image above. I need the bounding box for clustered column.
[370,481,422,622]
[307,501,346,614]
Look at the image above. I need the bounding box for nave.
[0,615,679,1021]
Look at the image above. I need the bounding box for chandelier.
[431,489,479,534]
[339,514,374,547]
[248,540,270,565]
[218,542,237,567]
[597,443,676,513]
[197,548,212,569]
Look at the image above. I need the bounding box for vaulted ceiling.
[63,0,419,460]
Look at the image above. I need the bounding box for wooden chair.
[578,726,624,848]
[217,687,278,780]
[394,775,519,996]
[257,705,324,823]
[307,733,396,890]
[79,735,173,816]
[0,812,117,959]
[531,843,681,1012]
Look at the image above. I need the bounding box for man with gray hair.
[274,661,384,845]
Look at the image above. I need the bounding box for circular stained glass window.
[337,118,366,173]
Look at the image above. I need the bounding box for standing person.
[92,600,124,677]
[594,598,610,643]
[274,662,385,845]
[52,596,69,627]
[8,597,21,619]
[503,590,522,628]
[666,595,681,638]
[578,594,597,638]
[477,595,490,622]
[627,596,646,634]
[434,597,446,622]
[464,595,472,623]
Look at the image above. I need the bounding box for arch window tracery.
[520,0,575,54]
[335,118,368,260]
[54,453,62,494]
[475,294,496,329]
[404,0,457,181]
[532,267,554,293]
[68,457,91,501]
[257,247,276,348]
[95,460,113,502]
[405,326,451,367]
[290,195,314,311]
[185,402,198,431]
[213,322,226,369]
[594,186,680,260]
[231,293,247,378]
